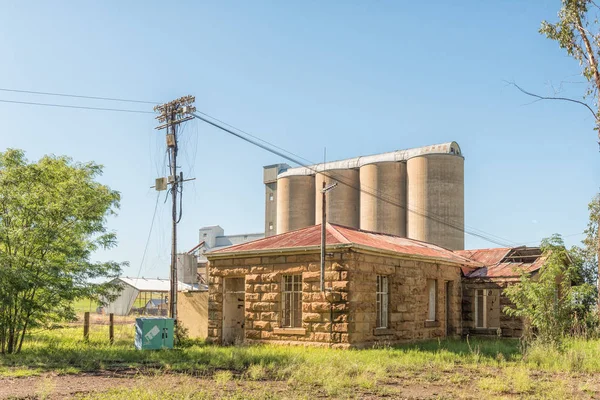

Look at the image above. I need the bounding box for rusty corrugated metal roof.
[209,223,479,267]
[458,247,544,278]
[455,248,511,265]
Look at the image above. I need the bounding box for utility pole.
[154,96,196,321]
[320,181,337,292]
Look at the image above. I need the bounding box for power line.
[194,110,315,166]
[0,86,519,246]
[126,191,162,308]
[521,231,585,245]
[0,85,310,163]
[0,99,154,114]
[191,111,516,245]
[0,88,158,105]
[191,112,515,247]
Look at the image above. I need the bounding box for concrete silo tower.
[315,169,360,229]
[265,141,464,250]
[359,162,407,236]
[406,142,464,250]
[276,174,316,234]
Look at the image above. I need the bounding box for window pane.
[376,275,388,328]
[282,274,302,328]
[293,291,301,327]
[428,280,436,321]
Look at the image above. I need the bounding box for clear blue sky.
[0,1,598,278]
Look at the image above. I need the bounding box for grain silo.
[406,146,464,250]
[276,174,316,234]
[266,141,464,250]
[315,169,360,229]
[359,161,407,236]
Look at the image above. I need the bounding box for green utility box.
[135,317,174,350]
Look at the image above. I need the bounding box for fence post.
[109,313,114,345]
[83,312,90,342]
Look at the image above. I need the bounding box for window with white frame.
[282,275,302,328]
[427,279,437,321]
[376,275,389,328]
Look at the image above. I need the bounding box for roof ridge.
[211,224,321,253]
[327,223,351,243]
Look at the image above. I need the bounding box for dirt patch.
[1,368,600,399]
[0,371,138,400]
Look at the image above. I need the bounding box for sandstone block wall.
[208,250,463,348]
[207,253,350,347]
[345,253,462,347]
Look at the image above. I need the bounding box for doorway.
[222,277,245,345]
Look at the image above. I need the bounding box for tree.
[511,0,600,312]
[583,194,600,311]
[568,195,599,310]
[0,149,125,354]
[511,0,600,140]
[503,234,595,347]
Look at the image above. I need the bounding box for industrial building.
[187,225,264,283]
[103,277,199,316]
[263,142,464,250]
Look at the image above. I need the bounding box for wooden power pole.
[154,96,196,321]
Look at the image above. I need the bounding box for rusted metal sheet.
[458,248,545,278]
[211,223,478,266]
[210,224,343,253]
[332,225,476,265]
[455,248,511,265]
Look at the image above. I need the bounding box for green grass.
[2,326,600,398]
[72,298,99,313]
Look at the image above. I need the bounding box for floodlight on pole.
[321,181,338,292]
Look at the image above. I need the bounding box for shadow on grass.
[0,331,296,376]
[390,337,522,361]
[1,326,524,377]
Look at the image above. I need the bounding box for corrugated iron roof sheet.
[457,248,545,278]
[455,248,511,265]
[116,277,201,292]
[210,223,479,266]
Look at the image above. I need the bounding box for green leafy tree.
[570,194,599,303]
[0,149,125,354]
[504,234,595,347]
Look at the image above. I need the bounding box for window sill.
[373,328,394,336]
[273,328,306,336]
[424,320,440,328]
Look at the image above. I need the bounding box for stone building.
[206,223,481,348]
[457,246,544,338]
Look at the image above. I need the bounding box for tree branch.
[574,12,600,95]
[506,81,598,120]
